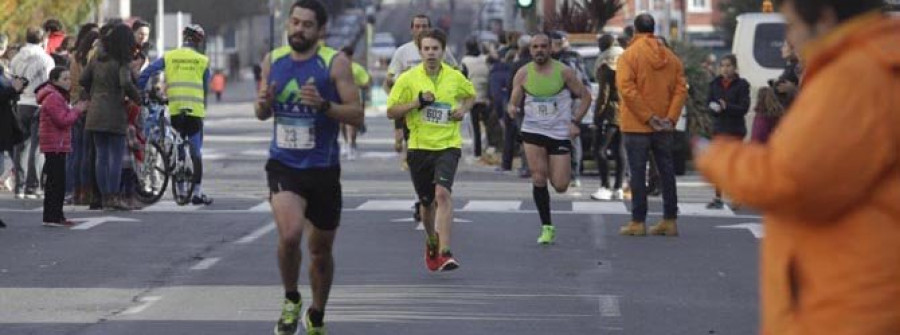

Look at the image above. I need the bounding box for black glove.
[418,91,434,108]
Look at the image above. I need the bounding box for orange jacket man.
[697,1,900,333]
[616,14,687,237]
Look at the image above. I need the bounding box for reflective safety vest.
[164,48,209,117]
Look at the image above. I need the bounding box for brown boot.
[649,219,679,236]
[619,221,647,236]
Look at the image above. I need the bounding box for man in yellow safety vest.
[138,24,213,205]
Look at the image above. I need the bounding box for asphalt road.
[0,86,760,334]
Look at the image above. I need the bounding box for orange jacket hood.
[630,34,670,70]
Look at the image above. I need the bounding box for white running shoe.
[612,188,625,200]
[591,187,613,201]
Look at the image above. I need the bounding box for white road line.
[142,201,202,212]
[236,223,277,244]
[70,216,140,230]
[249,201,271,212]
[204,135,473,145]
[598,295,621,317]
[716,223,764,239]
[356,200,416,211]
[189,257,221,270]
[121,296,162,315]
[678,203,736,217]
[462,200,521,212]
[572,201,629,215]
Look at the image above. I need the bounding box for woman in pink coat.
[37,67,86,227]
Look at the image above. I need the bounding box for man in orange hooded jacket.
[697,0,900,333]
[616,14,687,237]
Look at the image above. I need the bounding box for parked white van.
[731,13,786,139]
[732,13,786,93]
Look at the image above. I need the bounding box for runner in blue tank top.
[254,1,363,334]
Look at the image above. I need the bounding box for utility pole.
[269,0,276,52]
[156,0,164,57]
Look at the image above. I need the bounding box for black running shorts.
[407,148,461,206]
[265,159,342,231]
[521,131,573,155]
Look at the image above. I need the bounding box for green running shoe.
[537,225,556,245]
[274,299,301,335]
[304,308,327,335]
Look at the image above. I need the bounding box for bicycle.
[134,96,200,206]
[133,96,171,205]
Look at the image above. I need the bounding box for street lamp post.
[269,0,276,52]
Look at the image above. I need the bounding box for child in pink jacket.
[37,67,86,227]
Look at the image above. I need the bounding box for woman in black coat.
[706,54,750,209]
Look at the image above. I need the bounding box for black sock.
[533,185,551,226]
[285,291,300,304]
[307,308,325,327]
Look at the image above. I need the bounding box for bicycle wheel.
[135,141,170,204]
[171,140,197,206]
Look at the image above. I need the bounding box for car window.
[753,23,786,69]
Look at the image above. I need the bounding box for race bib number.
[527,97,559,119]
[422,102,452,125]
[275,117,315,150]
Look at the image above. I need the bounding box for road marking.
[121,296,162,315]
[189,257,221,270]
[0,202,763,219]
[391,218,472,223]
[70,216,140,230]
[236,223,277,244]
[462,200,521,212]
[572,201,629,215]
[598,295,621,317]
[142,201,202,212]
[356,200,416,211]
[359,151,399,159]
[678,203,736,217]
[207,135,473,145]
[716,223,764,239]
[249,201,271,212]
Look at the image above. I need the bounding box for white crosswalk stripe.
[461,200,521,211]
[572,202,630,215]
[8,199,749,218]
[677,203,736,217]
[356,200,416,211]
[142,201,202,212]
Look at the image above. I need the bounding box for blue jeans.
[624,132,679,222]
[66,118,88,194]
[92,131,125,196]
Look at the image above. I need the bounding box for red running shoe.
[438,251,459,272]
[425,235,440,272]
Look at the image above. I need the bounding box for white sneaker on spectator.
[15,193,26,199]
[591,187,613,201]
[612,188,625,200]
